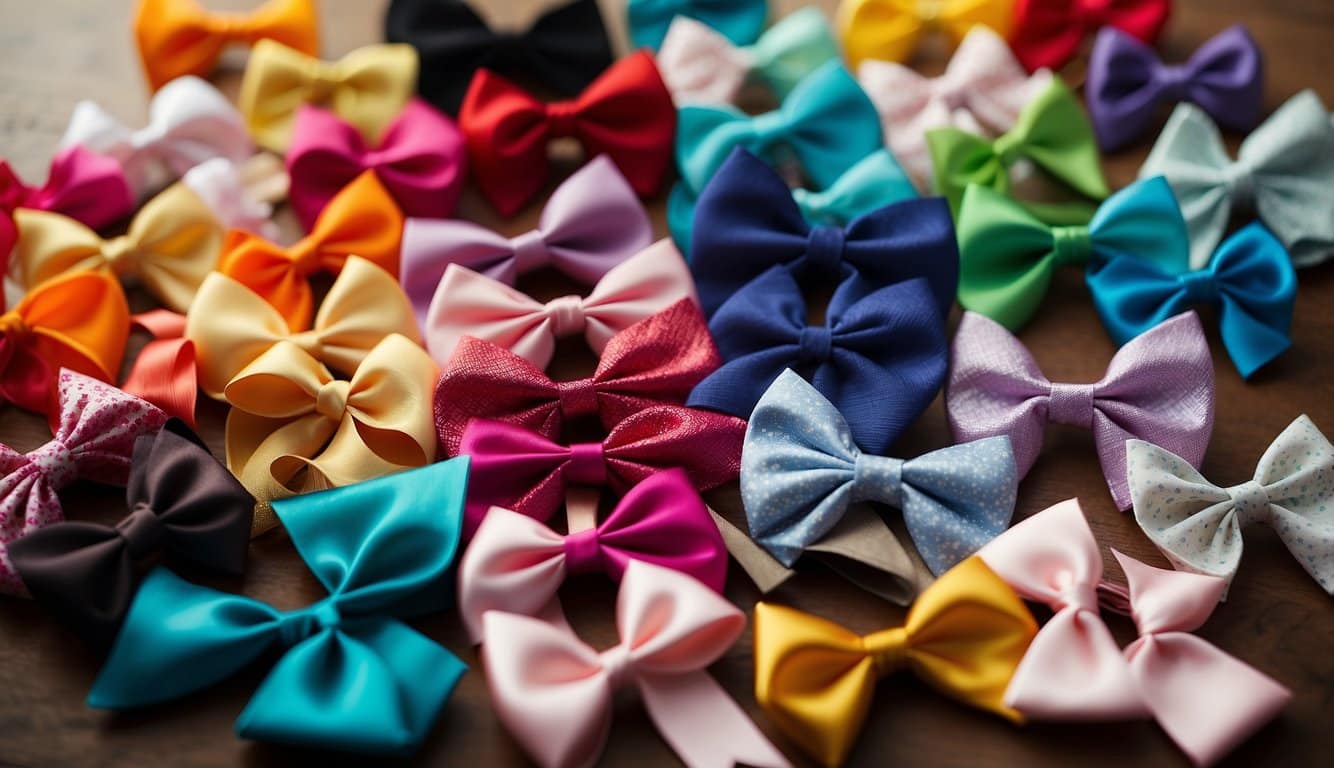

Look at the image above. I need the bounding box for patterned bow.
[87,459,471,756]
[837,0,1015,68]
[0,371,166,596]
[0,146,132,231]
[1009,0,1171,72]
[754,556,1036,767]
[978,499,1292,767]
[627,0,767,51]
[484,560,790,768]
[946,311,1215,509]
[1139,90,1334,269]
[1129,415,1333,596]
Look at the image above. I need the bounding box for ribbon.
[0,146,133,231]
[1009,0,1171,72]
[120,310,198,427]
[627,0,767,51]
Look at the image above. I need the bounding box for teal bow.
[87,458,471,756]
[742,7,841,98]
[627,0,767,51]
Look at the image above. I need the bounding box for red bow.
[1010,0,1170,71]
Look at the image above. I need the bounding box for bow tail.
[640,670,791,768]
[7,524,135,643]
[1216,295,1292,379]
[1003,608,1148,721]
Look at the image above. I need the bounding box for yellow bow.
[12,182,223,312]
[838,0,1014,67]
[754,556,1036,767]
[238,39,418,152]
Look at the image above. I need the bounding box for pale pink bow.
[181,158,280,241]
[482,559,790,768]
[656,17,752,105]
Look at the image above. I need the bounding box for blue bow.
[741,370,1017,573]
[687,268,947,454]
[87,458,472,756]
[626,0,767,51]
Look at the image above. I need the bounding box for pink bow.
[482,559,791,768]
[181,158,280,241]
[977,500,1291,767]
[423,238,697,368]
[656,17,753,105]
[0,146,133,231]
[286,98,466,231]
[0,370,167,596]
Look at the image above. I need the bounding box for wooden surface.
[1,1,1332,766]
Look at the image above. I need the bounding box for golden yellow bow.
[238,39,418,153]
[837,0,1014,68]
[13,182,223,313]
[754,556,1036,767]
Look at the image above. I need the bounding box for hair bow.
[483,559,789,768]
[688,270,948,454]
[460,51,675,217]
[0,147,132,232]
[385,0,614,115]
[837,0,1014,68]
[400,155,651,323]
[58,76,252,199]
[87,459,471,755]
[1139,90,1334,269]
[239,40,419,153]
[1009,0,1171,72]
[978,499,1291,767]
[956,175,1190,331]
[627,0,767,51]
[754,556,1036,767]
[180,157,283,242]
[946,310,1215,509]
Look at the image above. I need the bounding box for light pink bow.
[0,146,133,231]
[977,499,1291,767]
[656,17,752,104]
[181,158,280,241]
[423,238,697,368]
[482,559,791,768]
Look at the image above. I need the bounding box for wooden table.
[1,1,1331,766]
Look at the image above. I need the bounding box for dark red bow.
[1010,0,1171,71]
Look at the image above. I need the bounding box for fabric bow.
[627,0,767,51]
[978,499,1292,767]
[1087,24,1264,151]
[181,157,282,241]
[1139,90,1334,269]
[754,556,1036,767]
[1128,415,1334,596]
[384,0,614,115]
[484,559,790,768]
[459,51,675,217]
[87,459,471,756]
[837,0,1015,68]
[239,40,419,153]
[946,310,1215,509]
[1009,0,1171,72]
[0,147,133,231]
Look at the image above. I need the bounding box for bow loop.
[1010,0,1171,71]
[627,0,768,50]
[0,147,133,231]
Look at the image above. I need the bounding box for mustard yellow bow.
[754,556,1036,767]
[13,182,223,313]
[837,0,1014,68]
[238,39,418,152]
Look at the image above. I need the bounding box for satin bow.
[837,0,1015,68]
[1128,415,1334,596]
[239,40,419,153]
[978,499,1292,767]
[627,0,767,51]
[1139,90,1334,269]
[946,310,1215,509]
[385,0,614,115]
[754,556,1036,767]
[219,171,403,331]
[181,157,282,241]
[484,559,789,768]
[87,459,471,756]
[1009,0,1171,72]
[0,147,133,231]
[459,51,675,217]
[1087,25,1264,151]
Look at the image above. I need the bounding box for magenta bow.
[0,147,133,231]
[978,499,1291,767]
[286,98,466,231]
[482,559,791,768]
[0,370,167,596]
[946,311,1215,509]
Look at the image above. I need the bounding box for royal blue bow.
[627,0,767,51]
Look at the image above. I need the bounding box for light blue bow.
[627,0,767,51]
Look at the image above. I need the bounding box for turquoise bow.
[628,0,767,51]
[87,458,471,756]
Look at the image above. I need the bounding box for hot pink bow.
[0,370,167,596]
[482,559,791,768]
[423,238,697,368]
[0,147,133,231]
[977,500,1291,767]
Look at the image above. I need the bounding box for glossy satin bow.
[385,0,614,115]
[460,51,675,217]
[239,40,419,153]
[837,0,1014,68]
[1009,0,1171,72]
[978,499,1292,767]
[0,147,132,231]
[947,310,1215,509]
[1139,90,1334,269]
[754,556,1036,767]
[484,559,789,768]
[134,0,318,89]
[628,0,767,51]
[87,459,471,756]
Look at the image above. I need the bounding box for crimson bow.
[1010,0,1171,71]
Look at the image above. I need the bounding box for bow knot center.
[1154,64,1192,99]
[933,81,970,112]
[1222,162,1255,213]
[797,326,833,366]
[544,101,581,139]
[862,626,910,678]
[1074,0,1114,26]
[1226,480,1272,528]
[1047,382,1096,428]
[805,225,846,278]
[556,378,599,421]
[28,439,77,489]
[1050,226,1093,266]
[545,295,588,338]
[1178,270,1219,304]
[851,453,904,507]
[509,229,551,275]
[562,528,605,575]
[1050,568,1097,612]
[565,441,607,487]
[598,643,635,690]
[278,598,342,646]
[916,0,943,25]
[747,111,789,149]
[116,503,168,560]
[991,131,1024,167]
[289,241,327,277]
[100,236,140,276]
[315,380,351,421]
[289,331,325,359]
[306,66,343,104]
[0,311,28,340]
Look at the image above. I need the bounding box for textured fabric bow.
[946,310,1215,509]
[239,40,419,153]
[1139,90,1334,269]
[1087,24,1263,151]
[384,0,614,115]
[0,371,167,596]
[978,499,1292,767]
[1129,415,1333,596]
[0,147,133,231]
[87,459,470,756]
[1009,0,1171,72]
[219,171,403,331]
[837,0,1014,68]
[484,559,790,768]
[754,556,1036,767]
[459,51,675,217]
[627,0,767,51]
